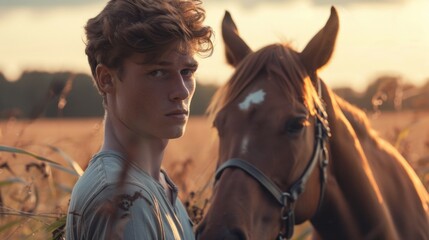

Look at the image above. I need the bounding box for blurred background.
[0,0,429,118]
[0,0,428,239]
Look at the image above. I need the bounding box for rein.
[214,79,331,240]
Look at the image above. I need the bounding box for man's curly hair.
[85,0,213,78]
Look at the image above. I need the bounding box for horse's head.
[196,7,339,240]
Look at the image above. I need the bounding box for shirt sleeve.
[80,184,164,240]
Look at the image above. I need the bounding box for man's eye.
[149,70,165,77]
[181,69,196,78]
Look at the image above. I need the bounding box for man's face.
[108,46,198,140]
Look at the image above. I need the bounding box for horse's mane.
[207,44,322,121]
[334,94,379,140]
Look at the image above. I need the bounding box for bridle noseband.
[214,80,331,240]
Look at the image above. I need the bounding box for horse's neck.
[333,95,376,139]
[332,90,429,236]
[311,83,400,240]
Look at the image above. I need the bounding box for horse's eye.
[284,117,309,135]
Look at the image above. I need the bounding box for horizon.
[0,0,428,92]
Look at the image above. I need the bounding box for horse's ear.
[300,6,339,75]
[222,11,252,67]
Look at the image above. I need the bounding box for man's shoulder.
[69,152,158,211]
[71,153,120,193]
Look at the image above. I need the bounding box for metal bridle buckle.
[279,192,295,240]
[280,192,291,207]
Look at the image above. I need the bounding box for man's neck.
[100,113,168,181]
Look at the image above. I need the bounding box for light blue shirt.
[66,151,195,240]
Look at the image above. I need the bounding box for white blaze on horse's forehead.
[238,89,266,111]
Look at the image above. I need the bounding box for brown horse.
[196,7,429,240]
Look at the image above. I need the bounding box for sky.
[0,0,428,91]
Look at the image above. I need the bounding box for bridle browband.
[214,79,331,240]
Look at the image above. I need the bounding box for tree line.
[334,75,429,112]
[0,71,428,119]
[0,71,218,119]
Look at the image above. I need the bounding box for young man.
[65,0,213,239]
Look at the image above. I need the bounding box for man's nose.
[169,73,191,101]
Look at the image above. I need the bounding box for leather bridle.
[214,80,331,240]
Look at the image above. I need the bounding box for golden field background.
[0,111,428,239]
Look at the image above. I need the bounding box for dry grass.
[0,111,428,239]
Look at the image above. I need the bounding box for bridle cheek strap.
[214,116,330,240]
[215,136,321,205]
[215,159,286,205]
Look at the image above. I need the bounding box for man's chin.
[166,126,186,139]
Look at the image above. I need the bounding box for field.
[0,111,428,239]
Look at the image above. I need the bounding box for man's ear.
[95,64,115,95]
